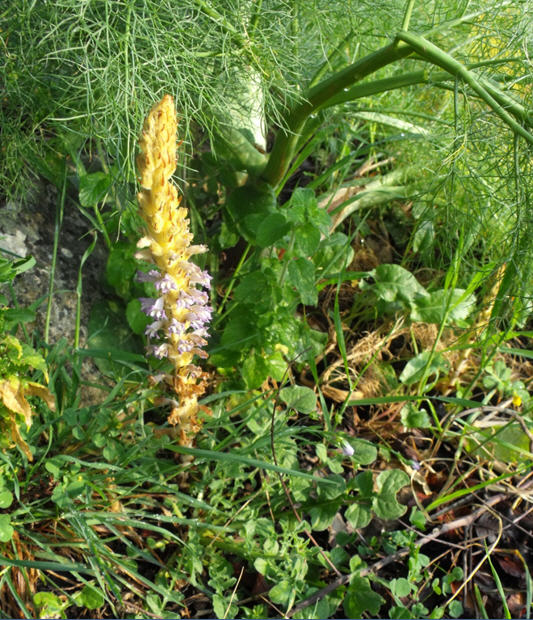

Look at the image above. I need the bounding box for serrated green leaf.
[256,212,290,247]
[287,258,317,305]
[294,224,321,256]
[279,385,316,413]
[4,307,36,328]
[345,502,372,528]
[360,264,428,306]
[373,469,409,520]
[411,288,475,324]
[20,345,47,374]
[344,577,385,618]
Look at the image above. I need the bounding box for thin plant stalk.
[44,162,67,344]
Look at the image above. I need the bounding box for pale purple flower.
[155,274,177,294]
[145,320,164,339]
[167,318,186,335]
[150,343,170,359]
[140,296,167,320]
[136,269,160,283]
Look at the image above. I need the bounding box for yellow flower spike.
[136,95,212,446]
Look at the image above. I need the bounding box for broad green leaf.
[400,402,431,428]
[412,220,434,255]
[286,187,317,224]
[390,577,412,597]
[287,187,331,235]
[350,438,378,465]
[0,514,14,542]
[345,502,372,528]
[126,298,151,335]
[448,601,464,618]
[360,264,428,305]
[294,223,321,256]
[411,288,475,324]
[87,302,144,378]
[344,577,385,618]
[390,606,414,619]
[399,351,449,385]
[226,183,276,242]
[0,489,13,509]
[269,579,293,605]
[77,585,104,610]
[33,591,66,619]
[316,443,328,463]
[20,345,48,375]
[220,315,259,351]
[372,469,409,520]
[105,243,138,299]
[287,258,317,305]
[4,307,37,328]
[254,557,268,575]
[279,385,316,413]
[256,212,290,247]
[354,470,374,497]
[317,474,346,499]
[314,232,354,272]
[309,499,343,530]
[79,171,112,207]
[234,271,274,312]
[242,351,270,389]
[410,507,427,530]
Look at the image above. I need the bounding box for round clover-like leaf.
[372,469,409,520]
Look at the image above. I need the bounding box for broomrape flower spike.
[136,94,212,445]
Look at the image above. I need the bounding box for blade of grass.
[485,542,511,620]
[168,445,343,488]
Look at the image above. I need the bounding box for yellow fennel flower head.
[136,95,212,444]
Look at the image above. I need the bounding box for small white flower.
[342,441,355,457]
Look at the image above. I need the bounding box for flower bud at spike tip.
[137,95,211,445]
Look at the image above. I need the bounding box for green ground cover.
[1,1,532,618]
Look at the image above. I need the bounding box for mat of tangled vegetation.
[1,1,532,619]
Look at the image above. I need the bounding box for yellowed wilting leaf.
[0,377,33,427]
[26,382,56,411]
[7,416,33,461]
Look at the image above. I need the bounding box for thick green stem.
[262,41,414,187]
[262,2,528,191]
